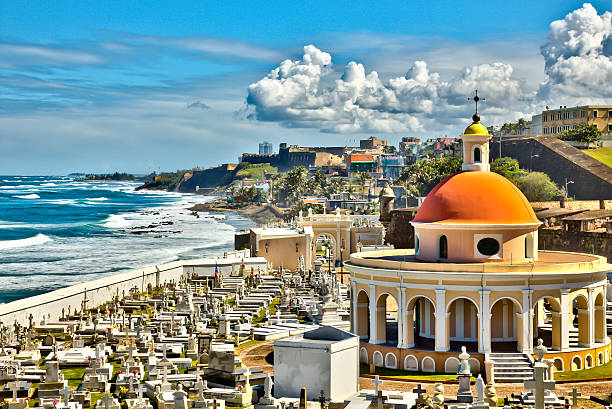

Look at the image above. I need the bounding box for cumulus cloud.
[246,45,528,133]
[538,3,612,102]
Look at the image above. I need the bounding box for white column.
[560,289,570,351]
[369,284,377,344]
[522,289,533,353]
[479,290,491,354]
[351,280,357,334]
[434,289,448,352]
[397,288,404,348]
[588,287,595,347]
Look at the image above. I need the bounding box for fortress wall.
[0,254,267,326]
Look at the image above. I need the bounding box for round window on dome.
[477,238,500,256]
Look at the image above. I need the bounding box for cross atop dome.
[468,89,485,122]
[461,90,491,172]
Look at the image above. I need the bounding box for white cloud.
[538,3,612,103]
[246,45,529,133]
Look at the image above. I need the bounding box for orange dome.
[412,171,539,225]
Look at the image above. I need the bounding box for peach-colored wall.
[416,227,538,263]
[256,236,310,270]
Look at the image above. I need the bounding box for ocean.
[0,175,252,304]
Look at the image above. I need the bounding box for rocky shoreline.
[188,202,283,225]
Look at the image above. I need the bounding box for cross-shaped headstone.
[371,375,383,395]
[243,368,251,389]
[127,343,136,360]
[194,379,206,401]
[524,363,555,409]
[59,385,73,404]
[412,384,426,404]
[569,388,581,409]
[9,381,20,401]
[162,343,168,360]
[137,383,145,403]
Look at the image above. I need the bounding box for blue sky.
[1,1,611,174]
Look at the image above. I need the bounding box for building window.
[557,126,562,133]
[525,235,534,259]
[474,147,481,163]
[477,238,500,256]
[543,127,548,134]
[557,113,562,120]
[439,235,448,259]
[415,235,420,255]
[608,124,612,132]
[543,114,547,122]
[564,125,570,131]
[593,110,598,118]
[609,110,612,117]
[573,111,578,119]
[581,110,586,118]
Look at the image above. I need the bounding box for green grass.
[61,367,86,389]
[584,147,612,168]
[90,392,106,407]
[555,360,612,381]
[235,163,277,180]
[360,364,475,381]
[235,340,263,353]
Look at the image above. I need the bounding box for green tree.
[490,157,525,181]
[275,166,308,204]
[514,172,561,201]
[383,145,397,154]
[557,123,601,143]
[287,200,324,219]
[395,156,462,198]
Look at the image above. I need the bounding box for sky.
[1,1,611,174]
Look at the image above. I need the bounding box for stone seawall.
[0,252,267,326]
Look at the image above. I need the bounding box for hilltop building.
[347,113,611,378]
[542,105,612,146]
[259,141,273,155]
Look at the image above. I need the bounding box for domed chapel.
[346,112,611,378]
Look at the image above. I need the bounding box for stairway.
[606,302,612,334]
[490,352,534,383]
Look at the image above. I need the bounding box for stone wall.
[539,229,612,262]
[0,255,266,327]
[532,200,612,210]
[490,136,612,200]
[385,208,418,249]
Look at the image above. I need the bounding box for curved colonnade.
[347,249,611,374]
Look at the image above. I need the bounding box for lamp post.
[339,241,345,285]
[565,178,574,200]
[530,154,539,172]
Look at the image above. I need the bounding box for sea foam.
[102,214,131,228]
[14,194,40,199]
[0,233,53,250]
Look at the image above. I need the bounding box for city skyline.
[1,1,611,174]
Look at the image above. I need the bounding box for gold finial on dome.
[461,90,491,171]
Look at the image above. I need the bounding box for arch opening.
[407,296,436,350]
[490,297,520,352]
[448,297,478,352]
[376,293,399,346]
[356,290,370,341]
